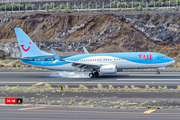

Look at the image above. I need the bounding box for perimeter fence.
[0,0,179,11]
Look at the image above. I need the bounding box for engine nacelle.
[100,65,117,74]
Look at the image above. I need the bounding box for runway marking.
[0,108,180,115]
[117,79,180,81]
[18,107,46,110]
[129,74,180,76]
[144,109,156,114]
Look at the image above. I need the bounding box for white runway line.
[129,74,180,76]
[0,82,180,84]
[117,79,180,80]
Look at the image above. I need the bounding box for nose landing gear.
[157,70,160,75]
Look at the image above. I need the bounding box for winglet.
[50,48,61,64]
[83,47,89,54]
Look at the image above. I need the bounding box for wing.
[65,60,101,71]
[50,48,106,71]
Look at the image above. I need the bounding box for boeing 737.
[14,28,175,78]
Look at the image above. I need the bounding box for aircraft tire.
[94,72,99,77]
[89,73,94,78]
[157,71,160,75]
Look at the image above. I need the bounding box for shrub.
[131,85,136,89]
[124,85,129,89]
[97,84,103,89]
[17,64,21,67]
[156,106,161,109]
[93,104,97,107]
[44,83,51,88]
[147,105,151,109]
[12,63,16,67]
[177,85,180,89]
[163,86,168,89]
[169,106,173,109]
[158,86,162,89]
[152,87,156,89]
[79,84,88,89]
[65,85,68,89]
[145,85,150,89]
[12,87,20,91]
[108,85,114,89]
[6,87,11,91]
[31,100,35,103]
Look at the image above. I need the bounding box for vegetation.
[0,0,180,11]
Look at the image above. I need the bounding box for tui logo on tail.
[20,42,31,52]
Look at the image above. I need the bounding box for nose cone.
[172,60,175,64]
[170,58,175,64]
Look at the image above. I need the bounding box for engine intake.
[100,65,117,74]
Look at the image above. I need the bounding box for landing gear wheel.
[94,72,99,77]
[157,71,160,75]
[89,73,94,78]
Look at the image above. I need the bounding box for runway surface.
[0,105,180,120]
[1,71,180,88]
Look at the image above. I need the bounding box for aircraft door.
[41,59,45,66]
[153,55,157,62]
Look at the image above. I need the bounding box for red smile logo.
[21,42,31,52]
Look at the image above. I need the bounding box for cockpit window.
[161,56,168,59]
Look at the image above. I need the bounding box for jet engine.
[100,65,117,74]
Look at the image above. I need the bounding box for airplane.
[14,28,175,78]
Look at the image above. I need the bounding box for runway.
[0,105,180,120]
[1,71,180,88]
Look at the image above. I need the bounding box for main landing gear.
[89,71,99,78]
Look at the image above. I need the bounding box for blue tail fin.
[14,28,52,58]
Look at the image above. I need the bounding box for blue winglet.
[50,48,60,60]
[83,47,89,54]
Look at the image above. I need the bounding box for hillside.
[0,11,180,66]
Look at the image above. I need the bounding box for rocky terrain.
[1,11,180,66]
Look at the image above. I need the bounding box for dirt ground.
[0,86,180,109]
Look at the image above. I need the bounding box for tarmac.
[0,105,180,120]
[0,71,180,88]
